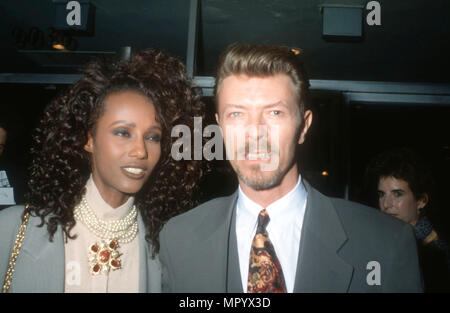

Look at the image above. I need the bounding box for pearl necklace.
[73,196,138,244]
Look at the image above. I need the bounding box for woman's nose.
[383,194,393,210]
[129,138,148,159]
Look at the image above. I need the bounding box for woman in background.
[0,49,204,292]
[366,147,450,292]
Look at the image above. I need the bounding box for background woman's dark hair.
[0,120,7,132]
[25,49,206,256]
[0,119,7,161]
[364,147,435,214]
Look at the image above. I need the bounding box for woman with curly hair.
[0,49,205,292]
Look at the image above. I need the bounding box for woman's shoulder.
[415,217,450,249]
[0,205,25,278]
[0,205,25,246]
[0,205,24,230]
[0,205,24,222]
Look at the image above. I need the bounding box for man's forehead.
[221,73,295,88]
[218,74,297,108]
[222,101,291,110]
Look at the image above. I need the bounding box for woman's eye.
[112,128,130,137]
[146,133,161,142]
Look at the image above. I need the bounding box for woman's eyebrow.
[147,125,162,132]
[391,188,405,193]
[109,120,136,127]
[109,121,162,131]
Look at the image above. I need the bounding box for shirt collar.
[85,175,135,221]
[237,174,307,221]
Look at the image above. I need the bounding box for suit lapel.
[191,192,239,292]
[13,215,64,292]
[191,180,353,293]
[222,182,353,293]
[293,181,353,292]
[226,196,244,292]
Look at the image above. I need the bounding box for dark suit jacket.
[159,180,423,292]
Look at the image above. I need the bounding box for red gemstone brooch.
[88,239,122,275]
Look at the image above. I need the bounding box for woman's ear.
[84,133,94,153]
[417,193,429,213]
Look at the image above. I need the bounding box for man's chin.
[236,170,282,191]
[244,180,279,191]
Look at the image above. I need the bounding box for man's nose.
[129,138,148,159]
[247,113,267,139]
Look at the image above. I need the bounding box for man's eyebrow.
[261,101,289,109]
[223,104,247,110]
[224,101,288,109]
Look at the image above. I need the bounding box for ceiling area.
[0,0,449,83]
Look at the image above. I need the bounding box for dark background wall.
[0,0,449,237]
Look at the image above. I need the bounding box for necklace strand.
[73,196,138,243]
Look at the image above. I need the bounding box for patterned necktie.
[247,209,287,293]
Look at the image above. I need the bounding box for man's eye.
[270,110,283,116]
[393,191,403,197]
[230,112,242,118]
[377,191,384,198]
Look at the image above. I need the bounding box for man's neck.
[239,166,300,208]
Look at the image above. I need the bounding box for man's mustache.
[236,140,278,155]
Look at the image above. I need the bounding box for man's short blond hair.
[214,43,310,120]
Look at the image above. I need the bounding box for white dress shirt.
[236,174,307,293]
[64,176,140,293]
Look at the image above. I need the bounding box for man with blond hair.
[159,43,422,293]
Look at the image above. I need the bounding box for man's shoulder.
[328,196,409,235]
[330,197,403,222]
[305,181,406,233]
[164,193,236,231]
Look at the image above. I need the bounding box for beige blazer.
[0,205,161,292]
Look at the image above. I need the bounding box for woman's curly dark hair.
[24,49,206,256]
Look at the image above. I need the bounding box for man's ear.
[298,109,313,144]
[215,113,220,125]
[84,132,94,153]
